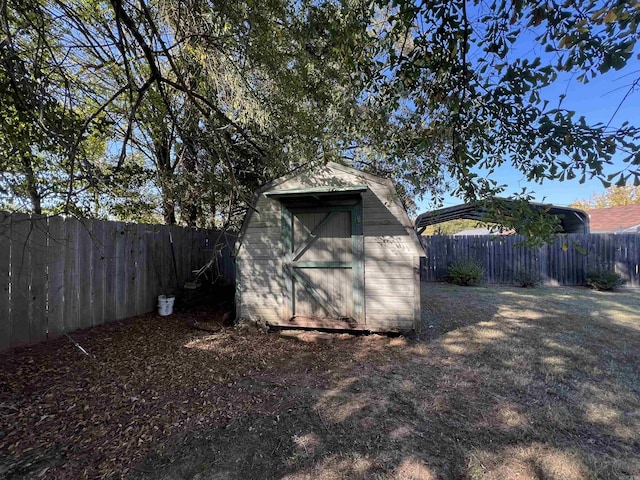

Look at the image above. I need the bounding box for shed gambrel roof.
[235,161,423,256]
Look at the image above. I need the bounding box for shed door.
[282,204,364,324]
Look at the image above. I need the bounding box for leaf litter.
[1,285,640,479]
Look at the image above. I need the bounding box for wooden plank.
[363,224,412,236]
[237,293,281,307]
[366,284,416,297]
[146,224,157,301]
[291,268,343,319]
[144,225,160,307]
[539,242,548,285]
[184,227,194,284]
[241,305,281,322]
[190,228,201,280]
[287,205,357,214]
[281,205,292,320]
[159,226,171,299]
[29,215,48,342]
[168,226,181,292]
[63,217,80,334]
[352,202,364,322]
[235,256,242,321]
[10,214,33,347]
[77,219,93,329]
[287,316,365,330]
[135,223,148,315]
[173,226,185,287]
[366,321,414,332]
[0,212,12,350]
[91,220,105,326]
[367,311,415,324]
[413,256,421,332]
[115,221,127,320]
[292,261,352,268]
[366,296,416,310]
[125,223,137,318]
[47,216,65,338]
[103,221,118,322]
[291,211,336,261]
[366,269,414,280]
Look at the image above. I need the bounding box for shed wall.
[237,163,423,331]
[360,180,421,331]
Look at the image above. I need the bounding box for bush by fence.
[420,234,640,288]
[0,212,235,351]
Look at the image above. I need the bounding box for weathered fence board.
[78,219,93,329]
[91,220,105,327]
[0,212,236,351]
[134,223,146,316]
[47,216,65,339]
[10,213,32,347]
[114,221,127,321]
[0,213,11,350]
[30,216,49,341]
[124,223,137,320]
[103,222,118,324]
[63,218,80,334]
[420,234,640,287]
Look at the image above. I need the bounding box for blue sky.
[416,54,640,212]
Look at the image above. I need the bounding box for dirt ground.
[1,284,639,479]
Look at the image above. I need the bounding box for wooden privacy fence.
[0,212,236,351]
[420,234,640,287]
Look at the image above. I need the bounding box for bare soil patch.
[1,284,639,479]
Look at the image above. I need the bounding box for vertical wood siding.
[420,234,640,287]
[0,212,236,351]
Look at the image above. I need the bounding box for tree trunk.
[22,156,42,214]
[155,135,176,225]
[163,201,176,225]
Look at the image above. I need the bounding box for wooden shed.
[235,162,424,333]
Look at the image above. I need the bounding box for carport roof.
[415,200,590,234]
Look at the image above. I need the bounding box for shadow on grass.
[127,284,640,480]
[2,284,638,479]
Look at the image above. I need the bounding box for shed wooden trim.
[265,185,368,198]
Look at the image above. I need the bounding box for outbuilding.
[235,162,424,333]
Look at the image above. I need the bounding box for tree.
[1,0,639,239]
[0,0,153,218]
[0,0,363,226]
[0,0,105,214]
[351,0,640,223]
[571,185,640,209]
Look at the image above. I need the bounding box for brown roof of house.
[587,204,640,233]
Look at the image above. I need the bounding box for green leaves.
[1,0,639,239]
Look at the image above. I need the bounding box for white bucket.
[158,295,175,316]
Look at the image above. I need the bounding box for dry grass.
[1,284,639,479]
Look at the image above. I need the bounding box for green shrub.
[514,269,542,288]
[586,267,624,291]
[446,259,484,286]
